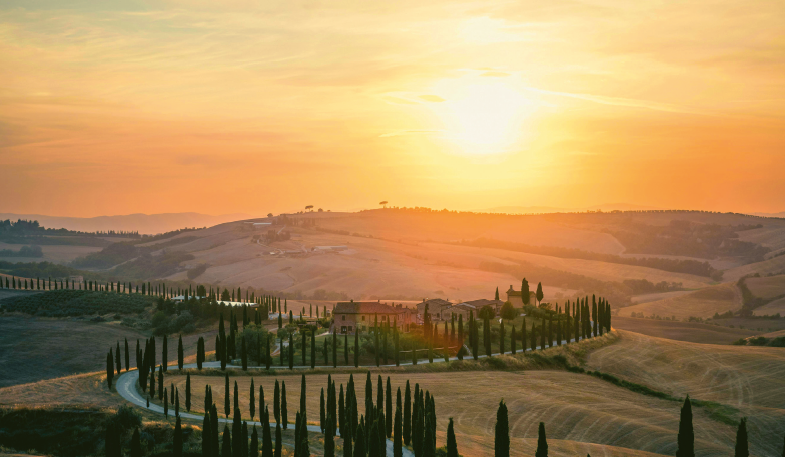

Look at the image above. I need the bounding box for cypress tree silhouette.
[494,400,509,457]
[274,380,280,424]
[185,373,191,411]
[131,427,142,457]
[535,422,548,457]
[386,377,393,437]
[676,396,695,457]
[447,417,458,457]
[300,374,307,417]
[282,381,288,429]
[221,425,231,457]
[250,378,256,420]
[178,334,184,370]
[320,388,326,433]
[734,418,748,457]
[394,389,403,457]
[250,425,258,457]
[275,421,282,457]
[404,380,412,445]
[173,415,182,457]
[536,282,543,305]
[225,373,230,418]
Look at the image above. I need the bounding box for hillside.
[619,283,742,320]
[16,209,777,309]
[587,330,785,456]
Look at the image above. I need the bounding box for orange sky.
[1,0,783,217]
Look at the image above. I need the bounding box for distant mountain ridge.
[0,212,251,235]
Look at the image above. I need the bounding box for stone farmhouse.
[332,300,416,334]
[416,298,453,322]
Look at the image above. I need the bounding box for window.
[341,326,347,333]
[342,315,346,321]
[382,316,387,321]
[348,326,353,332]
[362,316,365,321]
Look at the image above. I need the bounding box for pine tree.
[495,286,500,300]
[494,400,509,457]
[734,418,748,457]
[535,422,548,457]
[676,396,695,457]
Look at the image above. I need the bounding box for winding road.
[115,334,585,456]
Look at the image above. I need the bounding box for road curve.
[115,365,412,457]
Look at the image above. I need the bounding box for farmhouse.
[506,285,536,307]
[332,300,416,334]
[416,298,453,322]
[449,299,505,319]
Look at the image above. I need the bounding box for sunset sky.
[1,0,783,217]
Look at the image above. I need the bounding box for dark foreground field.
[612,316,759,345]
[0,316,218,388]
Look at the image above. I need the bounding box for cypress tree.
[281,380,288,429]
[354,423,366,457]
[250,378,256,420]
[394,387,403,457]
[510,325,516,355]
[404,380,412,445]
[324,415,335,457]
[124,338,130,371]
[499,320,505,354]
[446,418,458,457]
[106,351,114,389]
[275,421,282,457]
[242,336,248,371]
[311,330,317,369]
[354,330,360,367]
[164,388,169,417]
[224,373,230,417]
[288,334,294,370]
[274,380,280,424]
[260,385,265,422]
[158,365,164,400]
[734,418,748,457]
[250,425,259,457]
[535,422,547,457]
[300,374,307,417]
[333,330,338,368]
[211,405,220,457]
[116,342,121,374]
[395,326,401,366]
[339,384,345,437]
[262,408,273,457]
[377,375,383,413]
[266,334,271,370]
[676,396,695,457]
[232,408,242,457]
[222,425,231,457]
[173,415,183,457]
[320,388,326,433]
[163,335,168,372]
[386,377,393,437]
[494,400,509,457]
[341,331,347,366]
[131,427,142,457]
[177,334,184,370]
[302,330,307,366]
[186,373,191,411]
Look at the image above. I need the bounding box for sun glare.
[429,78,537,155]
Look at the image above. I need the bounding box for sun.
[428,78,537,155]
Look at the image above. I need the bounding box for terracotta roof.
[333,301,409,315]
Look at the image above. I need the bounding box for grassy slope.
[611,316,761,345]
[745,274,785,299]
[587,330,785,456]
[619,283,741,320]
[0,315,218,388]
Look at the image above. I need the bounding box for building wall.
[334,312,412,334]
